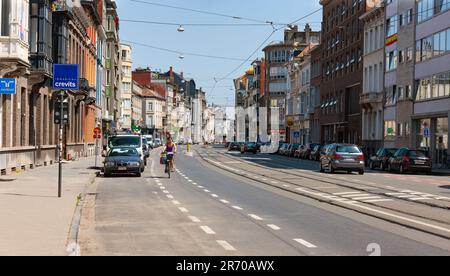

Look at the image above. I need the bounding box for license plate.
[118,167,127,171]
[344,159,355,162]
[415,161,425,165]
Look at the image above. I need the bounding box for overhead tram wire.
[209,7,323,95]
[122,40,248,62]
[129,0,285,25]
[120,19,290,27]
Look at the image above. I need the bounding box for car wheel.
[136,173,142,177]
[359,170,365,175]
[347,170,352,174]
[319,163,324,173]
[104,172,111,178]
[426,170,432,175]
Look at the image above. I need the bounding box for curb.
[66,171,98,256]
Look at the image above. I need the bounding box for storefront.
[413,116,449,168]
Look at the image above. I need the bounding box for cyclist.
[163,137,177,173]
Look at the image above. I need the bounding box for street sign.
[94,127,101,135]
[0,78,16,94]
[53,64,79,90]
[294,131,300,138]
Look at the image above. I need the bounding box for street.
[78,146,450,256]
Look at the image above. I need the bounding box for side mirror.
[103,145,107,151]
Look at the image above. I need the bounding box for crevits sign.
[52,64,79,90]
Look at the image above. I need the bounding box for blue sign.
[0,78,16,94]
[53,64,79,90]
[294,131,300,138]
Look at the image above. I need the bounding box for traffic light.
[54,100,69,125]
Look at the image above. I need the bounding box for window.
[417,28,450,62]
[386,50,397,71]
[405,85,412,99]
[386,16,398,38]
[406,47,413,61]
[416,70,450,100]
[417,0,435,23]
[1,0,11,36]
[399,50,405,63]
[397,123,404,136]
[384,121,396,140]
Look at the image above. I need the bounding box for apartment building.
[119,43,132,129]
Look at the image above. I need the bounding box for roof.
[296,43,318,58]
[142,86,165,100]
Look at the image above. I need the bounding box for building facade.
[360,0,384,156]
[320,0,372,145]
[119,43,132,130]
[310,44,322,144]
[142,87,166,140]
[413,0,450,167]
[131,80,142,131]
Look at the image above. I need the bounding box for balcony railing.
[360,91,383,105]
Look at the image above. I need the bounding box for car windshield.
[108,148,139,157]
[387,148,398,155]
[247,143,256,146]
[336,145,361,153]
[408,150,428,158]
[109,136,141,148]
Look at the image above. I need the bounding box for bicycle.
[163,152,174,178]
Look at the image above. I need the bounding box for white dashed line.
[294,239,317,248]
[211,194,219,198]
[167,195,174,199]
[178,207,189,213]
[333,191,364,195]
[160,186,166,190]
[267,224,281,230]
[204,189,210,193]
[248,214,263,221]
[198,186,205,189]
[172,200,180,205]
[188,216,201,223]
[364,199,394,203]
[352,196,382,201]
[216,240,236,251]
[200,226,216,235]
[163,190,169,194]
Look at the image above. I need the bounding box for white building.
[360,1,384,155]
[119,43,132,129]
[131,81,143,130]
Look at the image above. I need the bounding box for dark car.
[388,148,432,174]
[278,143,289,155]
[369,148,398,171]
[288,144,300,157]
[310,144,324,161]
[320,144,365,175]
[300,143,320,159]
[228,142,242,151]
[104,147,143,177]
[241,142,258,154]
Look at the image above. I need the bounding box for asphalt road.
[78,146,450,256]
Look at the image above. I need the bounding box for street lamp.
[177,25,185,32]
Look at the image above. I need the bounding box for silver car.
[320,144,365,175]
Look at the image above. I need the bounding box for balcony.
[360,91,383,108]
[0,36,30,68]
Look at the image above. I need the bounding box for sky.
[116,0,322,106]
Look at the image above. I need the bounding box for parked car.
[388,148,432,174]
[282,144,293,156]
[142,138,150,165]
[228,142,242,151]
[225,142,231,148]
[310,144,324,161]
[294,145,305,158]
[104,147,143,177]
[241,142,258,154]
[300,143,320,159]
[369,148,398,171]
[105,134,145,172]
[287,144,300,157]
[278,143,290,155]
[320,144,365,175]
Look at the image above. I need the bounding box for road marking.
[397,195,416,198]
[167,195,174,199]
[188,216,201,223]
[341,194,370,198]
[160,186,166,190]
[436,197,450,200]
[178,207,189,213]
[188,179,193,182]
[364,199,394,203]
[283,184,291,188]
[216,240,236,251]
[346,202,450,234]
[352,196,382,201]
[333,191,364,195]
[204,189,210,193]
[271,181,279,184]
[220,199,230,204]
[267,224,281,230]
[200,226,216,235]
[198,186,205,189]
[294,239,317,248]
[386,193,405,196]
[172,200,180,205]
[163,190,169,194]
[248,214,263,221]
[410,197,432,201]
[211,194,219,198]
[232,206,243,210]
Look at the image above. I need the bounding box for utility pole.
[58,90,65,198]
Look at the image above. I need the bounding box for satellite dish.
[177,25,185,32]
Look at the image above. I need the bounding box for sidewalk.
[0,156,98,256]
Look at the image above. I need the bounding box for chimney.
[132,68,152,87]
[305,23,311,44]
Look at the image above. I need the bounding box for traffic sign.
[294,131,300,138]
[53,64,79,90]
[0,78,16,94]
[94,127,101,135]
